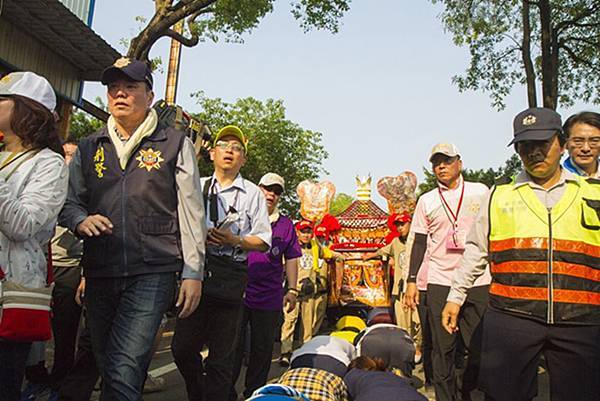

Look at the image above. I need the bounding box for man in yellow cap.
[172,125,272,401]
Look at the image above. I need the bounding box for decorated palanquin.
[329,176,391,307]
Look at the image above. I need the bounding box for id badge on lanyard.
[439,182,466,251]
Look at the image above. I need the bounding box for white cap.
[0,71,56,112]
[429,143,461,162]
[259,172,285,191]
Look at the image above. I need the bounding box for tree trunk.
[538,0,557,109]
[521,0,537,107]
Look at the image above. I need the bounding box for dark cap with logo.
[509,107,562,146]
[101,57,153,89]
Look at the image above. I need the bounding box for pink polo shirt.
[410,176,491,288]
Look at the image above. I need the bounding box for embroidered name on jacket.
[94,146,107,178]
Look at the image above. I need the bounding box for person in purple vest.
[229,172,302,400]
[59,58,206,401]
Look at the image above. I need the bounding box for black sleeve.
[407,233,427,283]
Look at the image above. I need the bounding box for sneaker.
[278,353,291,367]
[143,374,165,394]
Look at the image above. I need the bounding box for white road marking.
[148,350,208,377]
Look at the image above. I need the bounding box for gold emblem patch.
[522,115,537,126]
[114,57,131,68]
[0,74,11,84]
[136,148,164,171]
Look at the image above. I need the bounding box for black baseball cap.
[509,107,562,146]
[101,57,153,89]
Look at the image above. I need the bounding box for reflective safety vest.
[489,176,600,324]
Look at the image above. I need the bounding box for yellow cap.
[214,125,248,153]
[330,330,358,344]
[335,315,366,332]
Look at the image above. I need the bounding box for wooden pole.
[165,20,184,105]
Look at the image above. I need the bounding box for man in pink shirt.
[404,143,490,401]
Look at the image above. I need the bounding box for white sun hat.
[0,71,57,112]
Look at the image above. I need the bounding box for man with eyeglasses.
[59,58,206,400]
[403,143,490,401]
[563,111,600,178]
[172,125,272,401]
[229,172,302,401]
[442,107,600,401]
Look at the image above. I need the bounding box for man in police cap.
[442,107,600,401]
[60,57,206,400]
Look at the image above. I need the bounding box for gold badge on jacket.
[136,148,164,171]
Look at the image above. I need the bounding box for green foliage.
[189,0,351,43]
[67,98,106,140]
[432,0,600,109]
[418,154,522,194]
[329,193,355,216]
[291,0,351,33]
[192,92,329,216]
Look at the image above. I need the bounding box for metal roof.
[1,0,120,81]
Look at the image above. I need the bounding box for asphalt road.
[42,316,548,401]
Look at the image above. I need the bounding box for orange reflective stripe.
[490,237,600,258]
[490,238,546,252]
[490,283,547,301]
[491,261,600,282]
[490,283,600,305]
[554,289,600,305]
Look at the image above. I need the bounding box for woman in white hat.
[0,71,68,401]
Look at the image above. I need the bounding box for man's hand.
[404,282,419,310]
[442,302,461,334]
[176,279,202,318]
[207,228,238,247]
[76,215,113,237]
[75,278,85,306]
[283,291,297,313]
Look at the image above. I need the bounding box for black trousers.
[417,290,433,385]
[229,306,281,400]
[57,316,100,401]
[50,267,83,388]
[0,341,31,401]
[172,296,243,401]
[480,308,600,401]
[427,284,488,401]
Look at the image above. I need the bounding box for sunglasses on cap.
[261,184,283,196]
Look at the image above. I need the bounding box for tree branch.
[164,28,199,47]
[556,4,600,33]
[502,33,522,48]
[561,43,600,73]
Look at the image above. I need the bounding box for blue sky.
[84,0,590,206]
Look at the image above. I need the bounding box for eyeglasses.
[215,140,245,153]
[569,137,600,148]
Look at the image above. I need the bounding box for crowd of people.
[0,57,599,401]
